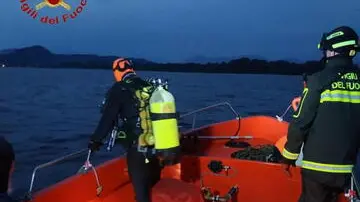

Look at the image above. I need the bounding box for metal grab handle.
[26,148,88,198]
[352,170,360,198]
[77,150,103,196]
[276,103,292,122]
[179,102,241,130]
[345,170,360,201]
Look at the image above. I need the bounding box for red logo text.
[20,0,87,25]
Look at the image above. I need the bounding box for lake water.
[0,67,310,194]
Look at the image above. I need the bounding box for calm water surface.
[0,67,305,193]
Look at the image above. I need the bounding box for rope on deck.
[230,144,282,163]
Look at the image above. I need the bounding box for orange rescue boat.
[20,102,357,202]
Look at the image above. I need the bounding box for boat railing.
[179,102,241,131]
[23,148,102,200]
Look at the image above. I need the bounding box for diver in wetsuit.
[87,58,162,202]
[0,136,16,202]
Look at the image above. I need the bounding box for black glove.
[281,158,296,177]
[88,140,103,152]
[281,157,296,166]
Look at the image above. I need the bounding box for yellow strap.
[320,89,360,103]
[293,88,309,118]
[302,160,353,173]
[282,148,299,160]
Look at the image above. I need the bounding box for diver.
[0,136,16,202]
[281,26,360,202]
[88,58,181,202]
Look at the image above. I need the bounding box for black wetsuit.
[0,193,15,202]
[0,136,15,202]
[90,76,162,202]
[282,56,360,202]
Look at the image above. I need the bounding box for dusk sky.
[2,0,360,62]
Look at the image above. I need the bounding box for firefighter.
[281,26,360,202]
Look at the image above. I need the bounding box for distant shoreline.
[1,45,357,75]
[3,66,301,76]
[3,64,317,76]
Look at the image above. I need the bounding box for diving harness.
[99,78,180,164]
[100,78,168,152]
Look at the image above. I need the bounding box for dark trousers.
[126,147,162,202]
[298,169,351,202]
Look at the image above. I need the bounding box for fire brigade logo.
[35,0,71,11]
[19,0,87,25]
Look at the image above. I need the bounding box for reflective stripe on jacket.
[282,56,360,173]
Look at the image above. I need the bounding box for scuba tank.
[149,78,180,164]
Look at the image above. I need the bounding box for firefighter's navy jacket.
[282,56,360,173]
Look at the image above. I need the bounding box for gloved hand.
[282,158,296,166]
[88,140,103,152]
[281,158,296,177]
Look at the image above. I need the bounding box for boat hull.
[26,115,350,202]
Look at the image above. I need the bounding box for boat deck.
[28,116,352,202]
